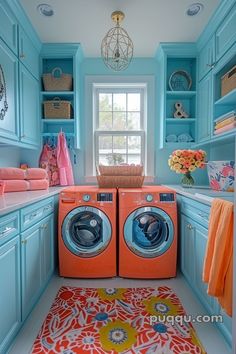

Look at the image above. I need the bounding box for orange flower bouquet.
[168,149,206,186]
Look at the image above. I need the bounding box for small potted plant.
[168,149,206,187]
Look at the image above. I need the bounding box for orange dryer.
[59,186,117,278]
[119,186,177,278]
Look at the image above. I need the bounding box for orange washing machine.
[58,186,117,278]
[118,186,178,278]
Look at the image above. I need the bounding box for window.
[94,87,145,167]
[85,76,154,179]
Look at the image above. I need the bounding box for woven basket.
[221,65,236,97]
[97,175,144,188]
[43,98,71,119]
[43,67,73,91]
[97,164,143,176]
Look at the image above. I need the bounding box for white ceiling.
[19,0,220,57]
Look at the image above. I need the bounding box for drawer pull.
[21,240,27,244]
[198,212,208,220]
[187,223,193,230]
[20,53,25,59]
[0,226,14,236]
[41,224,48,230]
[29,212,38,220]
[44,205,52,211]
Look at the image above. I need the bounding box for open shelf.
[166,118,196,123]
[41,91,75,96]
[214,88,236,106]
[166,91,196,98]
[42,119,74,123]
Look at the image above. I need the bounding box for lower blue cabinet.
[21,213,54,320]
[180,199,232,346]
[0,236,21,354]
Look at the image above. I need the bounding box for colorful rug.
[31,286,206,354]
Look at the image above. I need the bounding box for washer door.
[62,206,112,257]
[124,207,174,258]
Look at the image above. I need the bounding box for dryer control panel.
[160,193,175,202]
[97,193,113,202]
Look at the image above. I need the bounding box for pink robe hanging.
[57,132,74,186]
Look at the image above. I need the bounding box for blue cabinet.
[21,213,54,320]
[198,36,215,81]
[179,195,232,346]
[0,236,21,354]
[19,27,40,80]
[0,39,19,143]
[0,0,18,55]
[19,64,40,147]
[197,73,213,143]
[215,3,236,62]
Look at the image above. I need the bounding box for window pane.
[99,93,112,111]
[99,136,112,154]
[128,155,141,164]
[106,153,126,165]
[99,112,112,129]
[113,93,126,111]
[128,93,140,111]
[113,136,127,154]
[128,136,141,154]
[99,155,109,165]
[127,112,140,130]
[113,112,126,130]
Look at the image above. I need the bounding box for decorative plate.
[169,70,192,91]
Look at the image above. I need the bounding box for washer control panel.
[160,193,175,202]
[146,194,153,202]
[97,193,113,202]
[82,194,91,202]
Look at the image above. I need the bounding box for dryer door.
[62,206,112,257]
[124,206,174,258]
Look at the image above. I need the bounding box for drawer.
[21,197,54,231]
[0,211,20,245]
[180,196,210,228]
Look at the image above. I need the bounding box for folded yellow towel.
[215,116,236,130]
[202,198,233,316]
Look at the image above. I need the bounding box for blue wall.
[0,147,21,167]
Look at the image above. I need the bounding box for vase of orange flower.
[168,149,206,187]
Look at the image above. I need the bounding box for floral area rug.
[31,286,206,354]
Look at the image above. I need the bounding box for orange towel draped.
[202,198,234,316]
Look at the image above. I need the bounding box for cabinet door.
[198,36,215,81]
[41,214,54,284]
[19,27,39,79]
[197,73,212,143]
[0,236,21,354]
[0,0,18,55]
[0,39,19,142]
[215,3,236,61]
[21,224,42,320]
[194,222,215,313]
[19,64,40,147]
[180,214,195,284]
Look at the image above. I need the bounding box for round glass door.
[62,206,112,257]
[124,207,174,258]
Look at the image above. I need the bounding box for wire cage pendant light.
[101,11,134,71]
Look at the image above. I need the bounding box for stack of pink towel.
[0,168,49,193]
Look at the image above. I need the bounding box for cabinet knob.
[21,240,27,244]
[206,63,215,68]
[187,223,193,230]
[20,53,25,59]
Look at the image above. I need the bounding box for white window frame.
[85,76,155,182]
[94,86,145,167]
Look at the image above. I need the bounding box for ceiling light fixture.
[186,3,204,16]
[37,3,54,17]
[101,11,134,71]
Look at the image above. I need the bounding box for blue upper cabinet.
[215,2,236,62]
[198,35,215,82]
[0,39,19,142]
[19,64,40,147]
[0,0,18,55]
[19,27,40,80]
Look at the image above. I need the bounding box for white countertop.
[0,187,66,216]
[165,185,234,205]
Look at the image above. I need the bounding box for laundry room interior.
[0,0,235,353]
